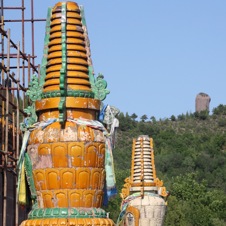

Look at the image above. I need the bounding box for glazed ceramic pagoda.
[18,1,115,225]
[118,135,168,226]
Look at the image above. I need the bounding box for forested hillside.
[105,105,226,226]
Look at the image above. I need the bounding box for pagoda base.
[20,218,115,226]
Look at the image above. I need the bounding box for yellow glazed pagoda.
[18,2,115,225]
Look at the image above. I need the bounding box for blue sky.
[4,1,226,119]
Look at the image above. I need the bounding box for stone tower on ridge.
[195,92,211,113]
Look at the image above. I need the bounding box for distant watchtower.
[195,92,211,112]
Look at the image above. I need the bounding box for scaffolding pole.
[0,1,45,225]
[3,29,10,226]
[15,42,20,226]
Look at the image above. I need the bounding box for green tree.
[130,113,138,121]
[140,114,148,122]
[213,104,226,115]
[194,110,209,120]
[170,115,176,121]
[150,116,157,123]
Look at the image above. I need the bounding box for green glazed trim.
[92,73,110,101]
[79,6,86,27]
[28,207,107,219]
[58,2,67,124]
[40,7,52,87]
[24,153,37,200]
[26,75,42,102]
[41,90,94,99]
[59,96,66,123]
[21,75,41,130]
[20,104,37,131]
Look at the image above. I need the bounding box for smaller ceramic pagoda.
[118,135,168,226]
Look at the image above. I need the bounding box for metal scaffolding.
[0,1,45,225]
